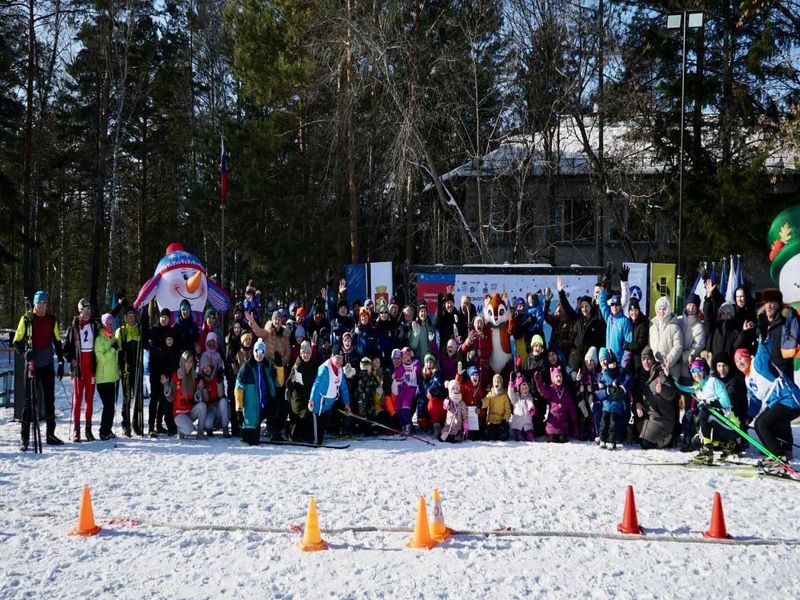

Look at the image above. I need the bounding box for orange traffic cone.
[406,496,437,549]
[702,492,732,539]
[616,485,644,535]
[297,496,328,551]
[428,488,452,542]
[70,486,102,536]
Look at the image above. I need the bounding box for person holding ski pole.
[308,349,351,446]
[734,339,800,464]
[13,290,65,450]
[64,298,99,442]
[116,306,143,436]
[675,357,738,465]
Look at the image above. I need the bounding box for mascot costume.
[483,292,515,378]
[767,206,800,385]
[133,242,230,322]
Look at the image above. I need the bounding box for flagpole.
[221,203,225,290]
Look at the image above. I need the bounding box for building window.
[556,196,595,242]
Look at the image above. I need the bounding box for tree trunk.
[23,0,36,299]
[346,0,359,264]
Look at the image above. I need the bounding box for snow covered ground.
[1,379,799,599]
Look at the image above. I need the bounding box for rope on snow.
[1,503,796,546]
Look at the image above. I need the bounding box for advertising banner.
[369,262,393,306]
[649,263,676,316]
[623,262,648,313]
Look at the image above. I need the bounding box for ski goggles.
[690,366,706,374]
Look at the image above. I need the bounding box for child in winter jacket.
[198,353,230,437]
[508,372,535,442]
[595,348,632,450]
[440,380,469,443]
[199,331,225,380]
[482,373,512,441]
[354,356,380,435]
[459,365,486,439]
[573,347,599,441]
[394,347,421,435]
[439,339,459,381]
[534,367,578,443]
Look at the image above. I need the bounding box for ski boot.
[85,426,96,441]
[19,440,28,452]
[600,442,608,450]
[46,434,64,446]
[222,426,231,439]
[719,440,736,462]
[73,429,81,443]
[610,442,617,451]
[692,445,714,465]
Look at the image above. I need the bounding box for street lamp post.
[666,10,703,310]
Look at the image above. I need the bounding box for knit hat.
[762,288,783,304]
[423,353,436,365]
[690,357,708,373]
[418,301,429,311]
[300,340,311,354]
[531,334,545,350]
[733,348,752,366]
[160,307,172,317]
[205,332,218,347]
[33,290,48,304]
[401,347,412,356]
[101,313,114,327]
[254,339,266,354]
[359,307,371,318]
[467,366,479,377]
[713,351,731,368]
[516,296,526,308]
[598,347,611,363]
[685,293,701,308]
[716,302,734,318]
[126,306,137,315]
[391,348,402,359]
[294,325,306,339]
[608,295,622,306]
[584,346,599,365]
[179,299,191,311]
[360,356,372,369]
[337,299,349,310]
[448,379,462,401]
[240,331,254,345]
[199,353,213,370]
[444,292,455,303]
[628,297,640,310]
[641,345,654,360]
[342,331,352,342]
[204,307,216,318]
[78,298,90,310]
[550,367,562,381]
[655,296,671,313]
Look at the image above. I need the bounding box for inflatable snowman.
[133,242,229,323]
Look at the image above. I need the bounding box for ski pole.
[775,436,800,451]
[338,409,435,446]
[706,406,799,477]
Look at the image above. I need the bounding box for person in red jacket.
[161,351,207,439]
[458,365,486,439]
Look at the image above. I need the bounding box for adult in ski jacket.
[13,290,65,449]
[734,339,800,460]
[597,288,633,371]
[308,352,352,445]
[95,313,120,440]
[115,307,143,436]
[64,298,99,442]
[234,339,276,445]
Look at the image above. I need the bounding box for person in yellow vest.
[115,307,143,436]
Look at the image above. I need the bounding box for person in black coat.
[557,279,606,374]
[625,298,649,372]
[634,346,678,449]
[147,309,179,435]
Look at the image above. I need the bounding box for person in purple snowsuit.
[393,347,421,434]
[534,367,578,443]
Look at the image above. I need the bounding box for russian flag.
[220,140,229,206]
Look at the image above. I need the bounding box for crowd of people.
[11,268,800,469]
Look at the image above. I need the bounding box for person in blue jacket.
[594,348,632,450]
[734,339,800,463]
[309,350,352,445]
[235,339,276,445]
[598,287,633,371]
[675,357,737,464]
